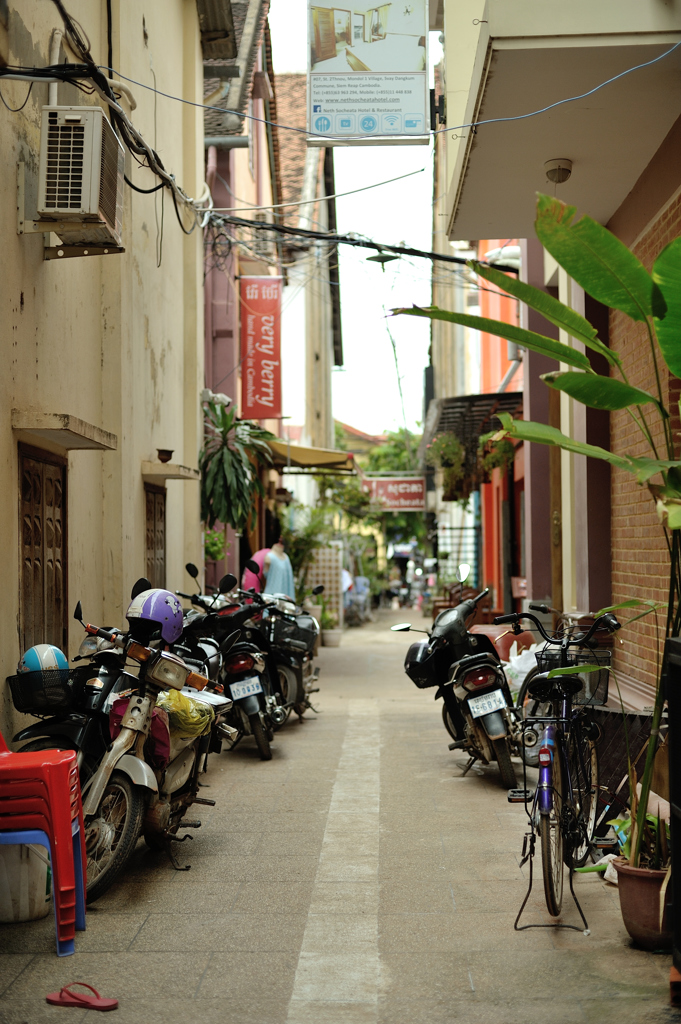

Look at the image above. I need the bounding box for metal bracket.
[17,160,124,258]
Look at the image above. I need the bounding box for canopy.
[268,439,355,474]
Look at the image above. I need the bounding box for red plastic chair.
[0,732,86,955]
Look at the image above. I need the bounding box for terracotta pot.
[613,856,672,951]
[322,628,342,648]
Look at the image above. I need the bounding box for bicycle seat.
[527,673,582,700]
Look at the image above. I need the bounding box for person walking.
[263,536,296,600]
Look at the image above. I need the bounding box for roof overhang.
[142,462,200,484]
[446,3,681,238]
[269,439,355,474]
[12,412,117,451]
[420,392,523,468]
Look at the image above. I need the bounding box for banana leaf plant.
[199,401,275,534]
[393,192,681,868]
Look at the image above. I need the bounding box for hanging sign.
[307,1,429,144]
[363,476,426,512]
[240,276,282,419]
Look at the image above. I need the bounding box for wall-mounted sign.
[307,1,428,145]
[240,276,282,419]
[364,476,426,512]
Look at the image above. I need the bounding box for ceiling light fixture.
[544,158,572,184]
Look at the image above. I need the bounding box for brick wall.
[610,192,681,691]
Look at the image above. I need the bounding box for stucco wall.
[1,1,204,740]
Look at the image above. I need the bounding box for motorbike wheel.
[249,713,272,761]
[18,736,96,786]
[84,771,145,903]
[492,737,518,790]
[441,705,459,741]
[274,667,295,728]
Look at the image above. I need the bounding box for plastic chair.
[0,733,86,956]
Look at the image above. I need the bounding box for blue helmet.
[18,644,68,675]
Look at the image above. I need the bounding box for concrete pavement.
[0,609,677,1023]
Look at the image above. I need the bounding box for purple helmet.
[126,589,183,644]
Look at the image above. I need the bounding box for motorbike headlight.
[147,651,190,690]
[78,635,111,658]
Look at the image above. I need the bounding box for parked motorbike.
[14,584,234,901]
[394,587,521,789]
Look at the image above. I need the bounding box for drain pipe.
[497,342,522,393]
[48,29,63,106]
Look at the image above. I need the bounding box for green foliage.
[478,432,515,478]
[199,402,274,533]
[540,371,658,412]
[204,528,227,562]
[364,427,420,473]
[652,238,681,377]
[280,503,333,604]
[425,433,465,472]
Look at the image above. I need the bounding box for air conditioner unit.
[37,105,125,247]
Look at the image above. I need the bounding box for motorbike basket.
[534,648,610,706]
[404,640,437,689]
[7,669,73,715]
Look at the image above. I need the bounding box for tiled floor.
[0,610,677,1023]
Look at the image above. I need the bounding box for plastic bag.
[156,688,215,736]
[504,642,543,691]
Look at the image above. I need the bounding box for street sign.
[240,276,282,419]
[363,476,426,512]
[307,0,429,145]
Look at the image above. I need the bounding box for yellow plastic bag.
[156,688,215,736]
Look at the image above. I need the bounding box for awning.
[268,440,355,474]
[419,392,523,469]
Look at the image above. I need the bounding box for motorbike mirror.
[218,573,237,594]
[244,559,260,575]
[456,563,471,584]
[73,600,83,622]
[185,562,199,580]
[390,622,412,632]
[131,577,152,600]
[221,629,241,655]
[312,584,325,596]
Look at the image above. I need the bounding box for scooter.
[394,588,521,789]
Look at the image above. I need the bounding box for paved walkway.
[0,610,677,1023]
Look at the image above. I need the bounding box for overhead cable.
[211,214,520,273]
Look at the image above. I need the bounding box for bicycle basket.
[7,669,73,715]
[534,648,610,706]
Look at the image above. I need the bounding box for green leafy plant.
[204,528,227,563]
[199,401,274,533]
[320,602,338,630]
[280,503,333,604]
[393,192,681,869]
[478,432,516,480]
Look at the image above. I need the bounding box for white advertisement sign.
[307,1,428,144]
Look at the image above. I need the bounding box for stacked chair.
[0,733,86,955]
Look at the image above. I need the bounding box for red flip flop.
[46,982,118,1011]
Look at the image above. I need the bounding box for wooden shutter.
[145,484,166,589]
[20,446,67,652]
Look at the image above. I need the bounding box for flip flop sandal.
[46,982,118,1011]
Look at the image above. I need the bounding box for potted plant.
[425,433,469,502]
[395,192,681,944]
[320,604,341,647]
[198,401,274,542]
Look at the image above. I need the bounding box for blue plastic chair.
[0,827,86,956]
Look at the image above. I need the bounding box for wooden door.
[145,485,166,589]
[313,9,336,61]
[20,446,67,652]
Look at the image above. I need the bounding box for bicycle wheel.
[567,721,599,867]
[539,740,564,917]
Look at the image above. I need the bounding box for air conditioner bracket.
[44,245,125,260]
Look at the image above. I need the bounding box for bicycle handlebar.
[492,609,620,646]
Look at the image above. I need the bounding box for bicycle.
[493,608,621,924]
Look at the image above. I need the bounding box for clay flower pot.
[613,856,672,951]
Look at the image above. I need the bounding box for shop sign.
[240,276,282,419]
[364,476,425,511]
[307,1,429,144]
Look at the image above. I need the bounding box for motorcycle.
[14,584,234,901]
[393,587,521,789]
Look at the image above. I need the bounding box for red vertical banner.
[240,276,282,419]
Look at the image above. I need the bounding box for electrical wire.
[0,82,33,111]
[91,39,681,144]
[124,173,164,194]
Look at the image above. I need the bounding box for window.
[144,484,166,588]
[20,445,67,651]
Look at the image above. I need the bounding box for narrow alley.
[0,611,673,1024]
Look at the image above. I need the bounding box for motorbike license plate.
[468,689,507,719]
[229,677,263,700]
